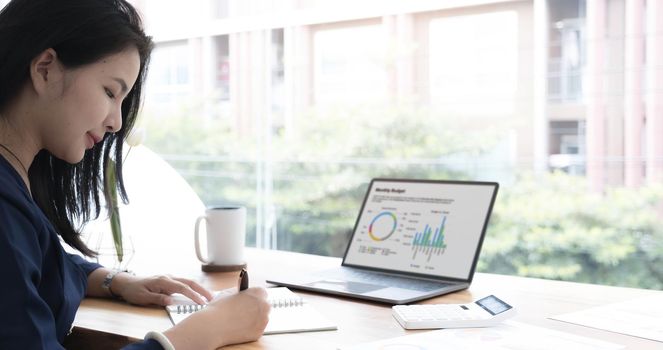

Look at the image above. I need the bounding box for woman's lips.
[86,133,96,149]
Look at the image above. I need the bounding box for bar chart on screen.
[411,212,448,262]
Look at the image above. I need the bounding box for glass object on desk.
[85,229,135,271]
[81,145,206,272]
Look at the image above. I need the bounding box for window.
[313,24,387,105]
[145,41,191,106]
[429,11,518,115]
[549,121,585,175]
[132,0,663,291]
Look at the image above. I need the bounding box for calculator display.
[475,295,512,315]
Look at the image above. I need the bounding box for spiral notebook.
[166,287,337,334]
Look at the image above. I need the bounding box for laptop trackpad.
[306,279,384,294]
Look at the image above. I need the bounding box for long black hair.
[0,0,154,256]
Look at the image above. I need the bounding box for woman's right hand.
[163,287,270,350]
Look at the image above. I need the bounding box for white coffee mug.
[194,206,246,266]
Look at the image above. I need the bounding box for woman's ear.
[30,48,62,95]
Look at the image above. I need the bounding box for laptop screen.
[342,179,498,281]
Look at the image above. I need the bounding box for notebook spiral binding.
[169,296,305,315]
[173,304,208,314]
[271,297,305,308]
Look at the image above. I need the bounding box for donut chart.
[368,211,398,241]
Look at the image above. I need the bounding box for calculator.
[392,295,516,329]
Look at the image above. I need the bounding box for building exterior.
[129,0,663,192]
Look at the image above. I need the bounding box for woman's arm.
[86,267,212,305]
[84,269,270,349]
[163,287,270,350]
[78,262,270,348]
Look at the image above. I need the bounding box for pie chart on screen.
[368,211,398,241]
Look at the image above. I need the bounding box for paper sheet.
[550,295,663,343]
[339,321,624,350]
[167,287,337,334]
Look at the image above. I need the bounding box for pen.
[238,268,249,291]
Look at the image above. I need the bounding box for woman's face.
[38,48,140,164]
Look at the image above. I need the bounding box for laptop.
[267,178,499,304]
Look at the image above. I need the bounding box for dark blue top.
[0,155,163,350]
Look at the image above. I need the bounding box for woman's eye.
[105,88,116,99]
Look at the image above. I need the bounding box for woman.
[0,0,270,349]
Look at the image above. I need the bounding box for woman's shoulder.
[0,158,53,260]
[0,154,28,192]
[0,156,40,225]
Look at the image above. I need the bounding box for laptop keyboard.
[325,268,452,292]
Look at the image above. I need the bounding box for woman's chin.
[53,149,86,165]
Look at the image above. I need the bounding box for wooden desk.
[74,248,663,349]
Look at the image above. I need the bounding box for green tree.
[481,172,663,289]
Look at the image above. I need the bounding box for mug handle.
[194,215,210,264]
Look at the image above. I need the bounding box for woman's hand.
[111,273,213,306]
[163,287,271,350]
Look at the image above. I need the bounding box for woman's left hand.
[111,274,214,306]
